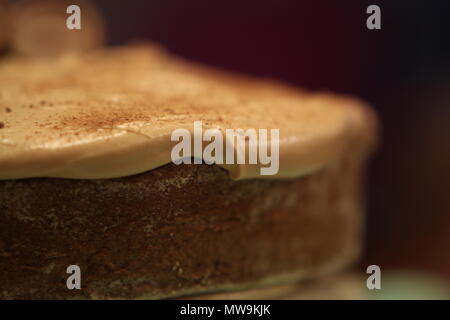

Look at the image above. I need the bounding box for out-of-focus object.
[369,271,450,300]
[0,0,10,51]
[10,0,105,58]
[189,271,450,300]
[186,273,367,300]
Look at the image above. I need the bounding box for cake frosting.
[0,45,377,180]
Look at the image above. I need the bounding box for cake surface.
[0,45,376,180]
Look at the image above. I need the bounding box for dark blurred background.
[90,0,450,279]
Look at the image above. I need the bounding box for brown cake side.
[0,145,366,299]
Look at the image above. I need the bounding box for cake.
[0,45,377,299]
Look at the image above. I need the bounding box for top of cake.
[0,45,377,180]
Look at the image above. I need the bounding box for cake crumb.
[0,122,4,129]
[5,107,11,113]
